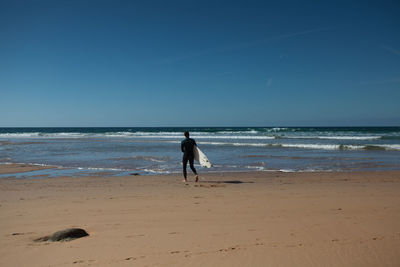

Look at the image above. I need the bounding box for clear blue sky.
[1,0,399,127]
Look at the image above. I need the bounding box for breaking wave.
[196,141,400,151]
[0,132,389,141]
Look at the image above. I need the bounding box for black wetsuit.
[181,137,197,179]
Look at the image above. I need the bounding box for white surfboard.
[193,145,212,168]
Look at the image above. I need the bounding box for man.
[181,131,199,182]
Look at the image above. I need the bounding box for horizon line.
[0,125,399,128]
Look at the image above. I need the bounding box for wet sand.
[0,163,55,174]
[0,164,399,266]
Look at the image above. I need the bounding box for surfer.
[181,131,199,183]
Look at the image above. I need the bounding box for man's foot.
[195,175,199,182]
[183,179,188,183]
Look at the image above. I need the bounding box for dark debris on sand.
[34,228,89,242]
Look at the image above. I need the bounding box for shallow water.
[1,127,399,178]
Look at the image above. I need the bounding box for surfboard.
[193,145,212,168]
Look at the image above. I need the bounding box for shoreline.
[1,162,400,178]
[1,164,399,266]
[0,162,56,175]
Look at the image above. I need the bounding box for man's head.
[184,131,190,138]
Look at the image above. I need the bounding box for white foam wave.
[377,144,400,150]
[0,132,275,140]
[130,135,275,140]
[197,141,400,151]
[317,136,381,140]
[0,132,87,138]
[280,144,344,150]
[246,166,265,171]
[270,127,288,131]
[119,131,186,136]
[0,132,393,144]
[197,135,274,140]
[197,141,270,147]
[278,169,296,172]
[283,135,382,140]
[275,168,333,172]
[141,168,171,174]
[0,133,43,138]
[110,132,274,139]
[197,142,400,151]
[217,130,259,134]
[163,134,381,141]
[77,167,130,171]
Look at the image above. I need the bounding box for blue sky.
[1,0,399,127]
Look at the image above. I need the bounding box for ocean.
[0,127,399,178]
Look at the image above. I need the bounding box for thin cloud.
[154,28,327,65]
[382,45,400,57]
[270,28,326,41]
[356,78,400,85]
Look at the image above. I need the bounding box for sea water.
[0,127,399,178]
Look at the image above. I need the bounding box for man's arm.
[181,141,185,153]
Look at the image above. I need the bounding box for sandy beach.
[2,0,399,265]
[0,164,399,267]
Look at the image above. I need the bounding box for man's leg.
[182,155,188,182]
[189,156,198,182]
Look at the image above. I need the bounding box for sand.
[0,164,399,266]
